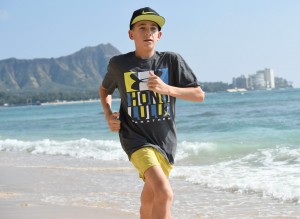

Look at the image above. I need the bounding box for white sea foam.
[0,138,127,161]
[175,141,217,161]
[0,139,218,163]
[172,146,300,204]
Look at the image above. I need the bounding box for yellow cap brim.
[131,15,165,29]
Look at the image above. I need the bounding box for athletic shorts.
[130,147,173,180]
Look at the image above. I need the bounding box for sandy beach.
[0,152,140,219]
[1,151,299,219]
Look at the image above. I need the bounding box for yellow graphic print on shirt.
[124,68,171,123]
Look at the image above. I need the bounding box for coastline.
[41,99,100,106]
[41,98,120,106]
[0,98,122,107]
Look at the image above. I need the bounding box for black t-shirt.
[102,51,199,164]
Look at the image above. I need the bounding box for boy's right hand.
[107,112,121,132]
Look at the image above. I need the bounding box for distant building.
[263,68,275,88]
[232,68,281,90]
[232,75,248,89]
[254,70,266,89]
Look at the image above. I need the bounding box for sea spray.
[0,138,127,161]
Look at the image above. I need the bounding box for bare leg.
[140,182,154,219]
[143,165,173,219]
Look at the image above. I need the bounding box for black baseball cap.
[129,7,165,31]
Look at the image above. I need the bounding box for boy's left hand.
[147,71,169,95]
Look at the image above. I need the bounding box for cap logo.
[130,7,165,30]
[142,10,155,15]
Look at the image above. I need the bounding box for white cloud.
[0,9,9,21]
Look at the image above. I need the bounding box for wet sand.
[1,152,299,219]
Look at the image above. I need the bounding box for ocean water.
[1,88,300,217]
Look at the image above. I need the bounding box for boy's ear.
[158,31,162,40]
[128,30,134,40]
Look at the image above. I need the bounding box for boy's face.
[129,20,162,52]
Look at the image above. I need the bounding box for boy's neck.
[135,50,155,59]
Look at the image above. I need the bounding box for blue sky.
[1,0,300,87]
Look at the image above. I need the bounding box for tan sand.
[0,152,140,219]
[1,203,136,219]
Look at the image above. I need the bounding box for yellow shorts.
[130,147,173,180]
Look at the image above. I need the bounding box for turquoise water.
[1,89,300,203]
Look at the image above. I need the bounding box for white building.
[264,68,275,88]
[255,68,275,89]
[255,71,266,89]
[233,68,276,90]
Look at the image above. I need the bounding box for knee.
[156,186,173,203]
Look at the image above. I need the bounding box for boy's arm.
[99,86,121,132]
[147,72,205,102]
[166,86,205,102]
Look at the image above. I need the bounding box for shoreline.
[1,151,299,219]
[41,99,100,106]
[41,98,120,106]
[1,98,122,107]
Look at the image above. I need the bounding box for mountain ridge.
[0,43,121,93]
